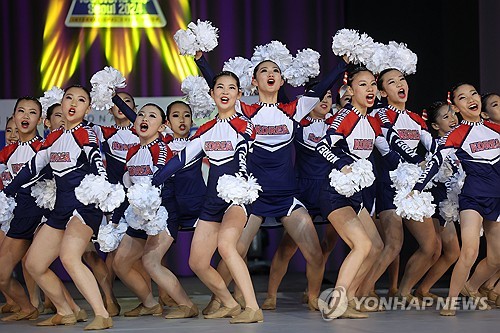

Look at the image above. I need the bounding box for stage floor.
[1,274,498,332]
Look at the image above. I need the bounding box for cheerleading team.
[410,83,500,315]
[194,50,348,313]
[3,86,113,330]
[152,71,263,324]
[359,68,441,302]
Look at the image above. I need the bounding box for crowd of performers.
[0,25,498,330]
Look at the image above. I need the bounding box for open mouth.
[179,124,186,131]
[449,122,457,129]
[139,122,149,132]
[267,78,275,86]
[366,94,375,104]
[468,103,479,112]
[21,121,29,129]
[398,88,406,99]
[68,107,76,116]
[221,97,229,104]
[320,103,328,109]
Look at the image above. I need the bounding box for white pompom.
[0,192,16,225]
[223,57,255,96]
[328,159,375,197]
[173,28,198,56]
[30,179,57,210]
[394,189,435,222]
[283,48,321,87]
[388,41,418,75]
[189,20,219,52]
[97,223,125,252]
[75,174,125,212]
[90,66,127,110]
[1,219,11,234]
[434,159,454,184]
[127,181,162,221]
[350,158,375,189]
[365,43,391,75]
[39,86,64,118]
[124,205,145,231]
[251,40,293,73]
[144,206,169,236]
[389,162,422,190]
[439,198,459,224]
[332,29,377,65]
[217,173,262,205]
[329,169,357,197]
[174,20,219,56]
[180,76,215,119]
[99,183,126,213]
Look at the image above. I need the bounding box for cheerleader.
[4,116,19,145]
[194,51,347,311]
[0,97,46,322]
[359,67,440,301]
[413,101,460,300]
[480,93,500,123]
[262,83,339,310]
[152,71,263,324]
[4,86,113,329]
[316,66,402,318]
[409,83,500,316]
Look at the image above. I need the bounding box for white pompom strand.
[223,57,255,96]
[251,41,293,73]
[97,223,122,252]
[124,205,145,231]
[99,183,126,213]
[75,174,121,211]
[439,198,459,224]
[350,158,375,189]
[0,192,16,224]
[328,159,375,197]
[30,179,57,210]
[144,206,169,236]
[127,181,162,221]
[394,189,435,222]
[389,162,422,190]
[189,20,219,52]
[173,28,198,56]
[181,76,215,119]
[329,169,357,197]
[90,66,127,111]
[0,219,11,234]
[283,48,321,87]
[217,173,262,205]
[39,86,64,119]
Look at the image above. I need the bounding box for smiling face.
[61,87,91,129]
[211,74,242,115]
[379,69,408,109]
[110,92,135,123]
[481,94,500,123]
[5,118,19,144]
[252,61,284,95]
[347,70,378,112]
[44,105,64,131]
[451,84,481,122]
[166,102,192,138]
[432,104,458,136]
[134,105,165,144]
[13,99,42,140]
[310,90,333,118]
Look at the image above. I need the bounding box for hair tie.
[343,71,348,85]
[446,91,452,105]
[421,109,428,121]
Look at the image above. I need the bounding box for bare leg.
[113,235,157,307]
[416,220,459,295]
[189,220,238,308]
[25,225,73,315]
[358,210,403,295]
[82,243,117,306]
[321,223,339,264]
[398,217,440,296]
[0,237,35,313]
[282,208,324,300]
[59,218,109,318]
[142,231,193,306]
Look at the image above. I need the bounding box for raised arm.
[112,94,137,123]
